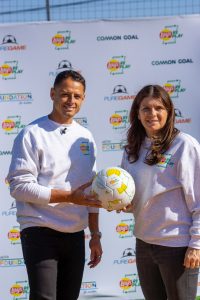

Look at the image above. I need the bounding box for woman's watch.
[90,231,102,239]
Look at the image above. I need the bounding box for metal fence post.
[46,0,51,21]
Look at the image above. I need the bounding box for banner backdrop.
[1,15,200,300]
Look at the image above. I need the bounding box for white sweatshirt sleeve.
[7,130,51,205]
[121,150,128,170]
[177,136,200,249]
[87,137,99,214]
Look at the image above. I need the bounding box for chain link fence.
[0,0,200,23]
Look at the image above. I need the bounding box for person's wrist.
[90,231,102,239]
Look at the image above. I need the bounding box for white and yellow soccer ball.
[91,166,135,211]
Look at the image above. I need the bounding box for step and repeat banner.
[1,15,200,300]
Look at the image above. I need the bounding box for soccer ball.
[91,167,135,211]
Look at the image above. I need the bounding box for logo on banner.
[175,108,191,124]
[2,115,25,135]
[0,256,25,267]
[107,56,130,75]
[0,60,23,79]
[113,248,136,265]
[0,92,33,104]
[122,248,135,257]
[49,60,81,77]
[104,85,135,101]
[57,60,73,70]
[52,30,75,50]
[160,25,183,44]
[151,58,193,66]
[120,273,140,293]
[0,35,26,51]
[81,281,97,294]
[110,110,129,130]
[116,219,134,238]
[8,226,21,245]
[10,281,29,299]
[0,149,12,156]
[74,117,88,128]
[163,80,186,98]
[97,34,139,41]
[2,199,16,217]
[102,139,126,152]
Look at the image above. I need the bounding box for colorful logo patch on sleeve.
[80,141,90,155]
[157,154,174,168]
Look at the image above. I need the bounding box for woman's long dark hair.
[125,85,179,165]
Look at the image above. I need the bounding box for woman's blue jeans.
[136,238,199,300]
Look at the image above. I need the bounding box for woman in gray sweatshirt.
[121,84,200,300]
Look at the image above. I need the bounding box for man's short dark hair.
[53,70,86,91]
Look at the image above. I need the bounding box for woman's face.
[138,96,168,138]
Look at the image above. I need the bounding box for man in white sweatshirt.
[7,70,102,300]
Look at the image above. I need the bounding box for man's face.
[50,77,85,124]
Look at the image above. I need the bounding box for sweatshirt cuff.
[38,186,51,205]
[189,238,200,249]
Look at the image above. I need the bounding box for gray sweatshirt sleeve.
[177,136,200,249]
[7,130,51,205]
